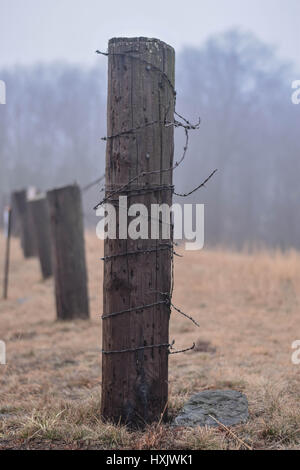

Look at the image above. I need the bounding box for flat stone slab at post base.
[174,390,249,428]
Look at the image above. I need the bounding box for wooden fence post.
[28,195,53,279]
[47,184,89,320]
[12,189,37,258]
[101,37,175,427]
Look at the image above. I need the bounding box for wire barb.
[101,341,174,355]
[169,342,196,355]
[174,169,218,197]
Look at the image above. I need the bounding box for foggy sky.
[1,0,300,72]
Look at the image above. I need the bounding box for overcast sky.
[0,0,300,72]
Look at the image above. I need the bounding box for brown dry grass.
[0,232,300,450]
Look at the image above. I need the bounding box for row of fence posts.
[3,184,90,320]
[2,37,194,428]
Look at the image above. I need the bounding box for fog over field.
[1,0,300,452]
[0,30,299,249]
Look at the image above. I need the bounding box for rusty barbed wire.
[101,119,161,141]
[96,47,212,356]
[101,300,168,320]
[95,50,176,97]
[101,341,173,355]
[101,340,195,355]
[93,108,216,210]
[169,342,196,355]
[174,169,218,197]
[101,291,199,326]
[101,243,182,261]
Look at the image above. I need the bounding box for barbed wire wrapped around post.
[96,47,216,356]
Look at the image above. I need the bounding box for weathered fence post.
[12,189,37,257]
[28,195,52,279]
[101,37,175,427]
[47,184,89,320]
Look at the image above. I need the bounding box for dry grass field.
[0,231,300,450]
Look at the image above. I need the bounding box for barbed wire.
[96,47,214,356]
[81,52,217,202]
[101,291,199,326]
[101,340,195,355]
[101,341,172,355]
[169,342,196,355]
[101,243,182,261]
[92,112,216,209]
[174,169,218,197]
[101,120,161,141]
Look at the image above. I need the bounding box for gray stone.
[174,390,248,427]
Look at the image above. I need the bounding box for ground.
[0,232,300,450]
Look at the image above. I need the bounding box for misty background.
[0,1,299,250]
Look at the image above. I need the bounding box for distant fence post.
[100,37,175,427]
[28,195,53,279]
[47,184,89,320]
[12,189,37,257]
[2,206,12,299]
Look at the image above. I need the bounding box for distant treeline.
[0,30,299,249]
